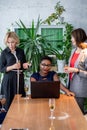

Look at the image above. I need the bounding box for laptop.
[30,81,60,98]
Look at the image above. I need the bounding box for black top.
[31,71,56,81]
[0,47,26,110]
[0,47,26,72]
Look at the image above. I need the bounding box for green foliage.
[63,23,74,63]
[16,17,48,73]
[42,1,73,64]
[0,47,2,52]
[42,1,65,25]
[55,2,65,16]
[45,23,74,63]
[58,73,68,83]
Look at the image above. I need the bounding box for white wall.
[0,0,87,48]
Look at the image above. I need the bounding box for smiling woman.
[30,55,75,96]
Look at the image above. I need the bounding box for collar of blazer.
[68,48,87,79]
[70,48,87,64]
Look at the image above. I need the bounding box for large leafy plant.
[16,17,47,73]
[45,23,74,64]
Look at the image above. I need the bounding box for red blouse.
[70,52,80,80]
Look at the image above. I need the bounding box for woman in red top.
[64,28,87,114]
[69,51,80,80]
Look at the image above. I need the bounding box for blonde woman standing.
[0,32,29,111]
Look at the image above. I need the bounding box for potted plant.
[16,17,48,73]
[45,42,66,72]
[45,23,74,72]
[42,1,65,25]
[42,1,74,72]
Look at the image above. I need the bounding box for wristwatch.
[77,69,80,74]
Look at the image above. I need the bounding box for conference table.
[1,94,87,130]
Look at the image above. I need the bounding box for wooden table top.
[1,94,87,130]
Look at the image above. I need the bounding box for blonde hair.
[79,43,87,49]
[4,31,20,44]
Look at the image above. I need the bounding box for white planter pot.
[57,59,65,73]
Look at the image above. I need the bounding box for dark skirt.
[1,71,25,111]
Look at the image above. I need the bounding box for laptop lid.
[31,81,60,98]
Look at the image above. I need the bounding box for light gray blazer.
[67,48,87,97]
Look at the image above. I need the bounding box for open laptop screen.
[31,81,60,98]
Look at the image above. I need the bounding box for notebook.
[31,81,60,98]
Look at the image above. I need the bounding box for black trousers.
[75,97,85,114]
[0,111,6,124]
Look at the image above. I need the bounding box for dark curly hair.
[40,56,52,63]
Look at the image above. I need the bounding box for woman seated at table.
[30,56,75,96]
[0,96,6,124]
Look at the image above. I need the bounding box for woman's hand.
[0,98,6,105]
[66,90,75,96]
[60,83,75,96]
[12,62,21,70]
[64,66,79,73]
[23,62,32,69]
[6,62,21,72]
